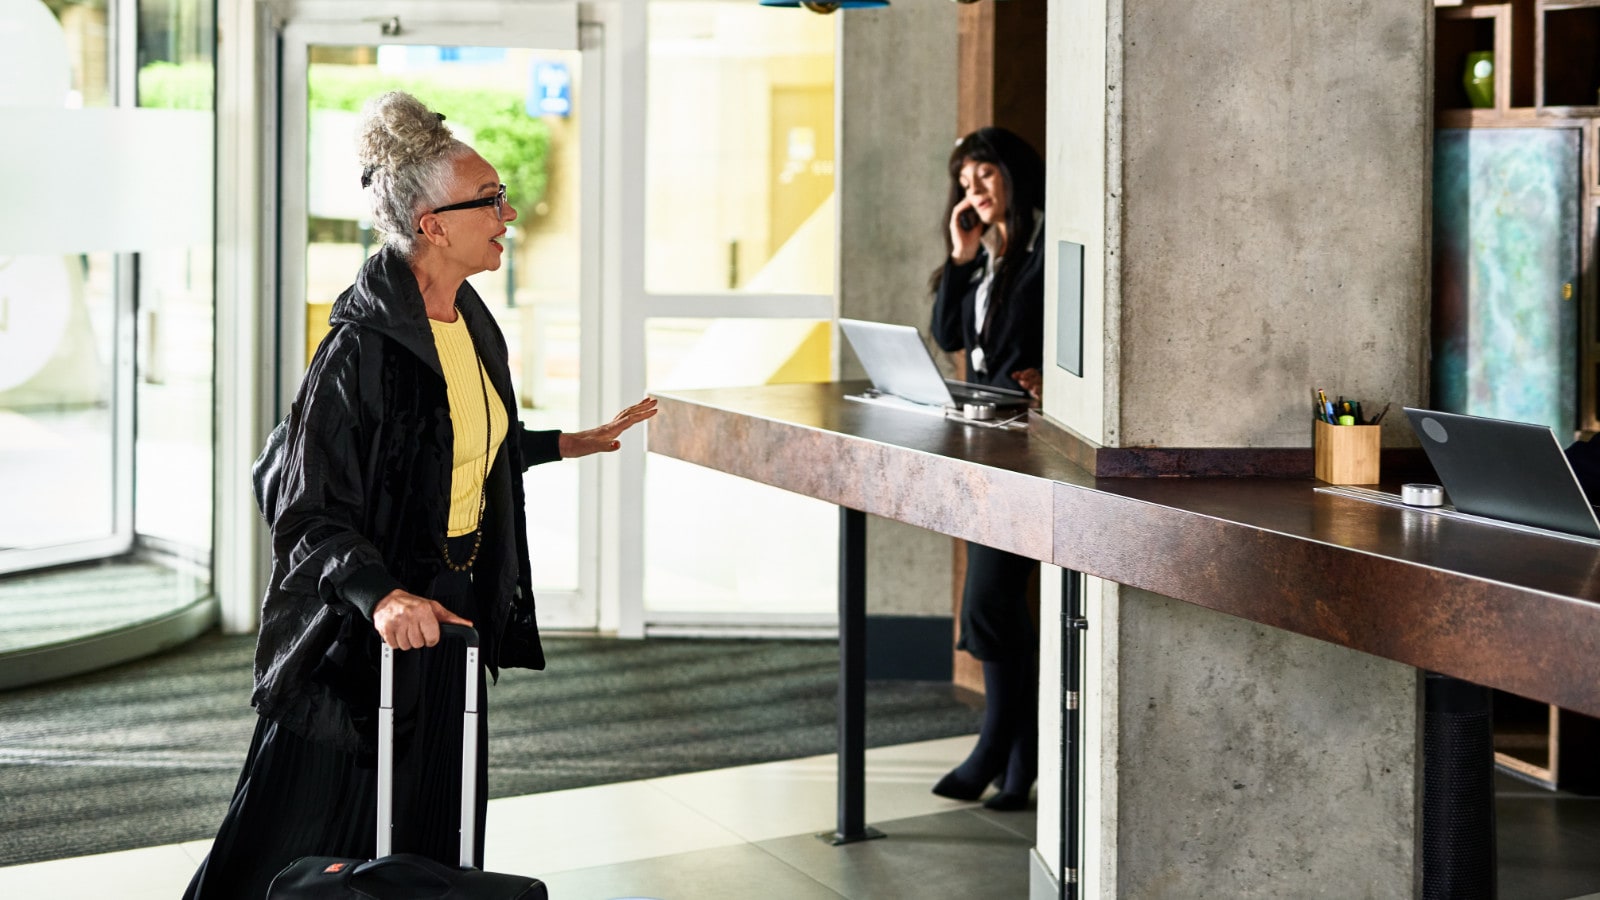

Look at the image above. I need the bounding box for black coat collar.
[329,246,504,388]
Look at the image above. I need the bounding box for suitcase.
[267,624,548,899]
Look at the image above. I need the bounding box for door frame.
[268,1,607,628]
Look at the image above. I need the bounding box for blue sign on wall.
[397,46,506,66]
[528,61,572,117]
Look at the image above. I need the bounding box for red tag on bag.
[323,862,348,874]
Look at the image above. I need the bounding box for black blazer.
[930,236,1044,394]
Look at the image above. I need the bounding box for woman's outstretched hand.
[558,397,660,459]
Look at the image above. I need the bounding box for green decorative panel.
[1433,128,1581,436]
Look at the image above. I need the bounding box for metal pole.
[820,506,884,845]
[1062,569,1087,899]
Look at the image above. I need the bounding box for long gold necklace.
[440,306,491,573]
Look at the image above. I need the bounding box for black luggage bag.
[267,625,548,899]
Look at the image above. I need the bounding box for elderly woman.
[183,91,654,899]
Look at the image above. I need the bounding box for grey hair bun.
[355,91,457,174]
[355,91,471,255]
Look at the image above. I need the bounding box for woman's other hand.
[1011,368,1042,401]
[557,397,660,459]
[373,589,473,650]
[949,199,982,266]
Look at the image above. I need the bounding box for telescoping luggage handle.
[377,623,480,867]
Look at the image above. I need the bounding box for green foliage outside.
[309,65,551,209]
[138,61,214,110]
[136,61,553,209]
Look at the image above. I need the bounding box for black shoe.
[982,789,1031,811]
[932,769,991,802]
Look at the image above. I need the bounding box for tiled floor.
[0,736,1037,900]
[8,737,1599,899]
[1497,772,1600,900]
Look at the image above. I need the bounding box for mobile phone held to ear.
[957,208,979,231]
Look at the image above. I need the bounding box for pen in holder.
[1314,419,1381,484]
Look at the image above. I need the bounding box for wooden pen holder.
[1314,419,1381,484]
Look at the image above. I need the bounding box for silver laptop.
[1403,407,1600,539]
[838,318,1031,411]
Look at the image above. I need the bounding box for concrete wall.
[1115,589,1420,897]
[1037,1,1433,895]
[1043,0,1115,445]
[1115,0,1432,448]
[838,6,960,618]
[1044,0,1432,449]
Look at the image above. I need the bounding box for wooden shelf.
[1435,107,1540,126]
[1541,3,1600,106]
[1436,3,1518,112]
[1493,690,1600,793]
[1540,105,1600,118]
[1493,690,1556,786]
[1436,2,1600,432]
[1434,1,1600,118]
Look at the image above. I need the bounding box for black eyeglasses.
[416,184,507,233]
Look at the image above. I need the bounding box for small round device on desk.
[1401,483,1445,507]
[962,402,997,421]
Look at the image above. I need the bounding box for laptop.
[1403,407,1600,539]
[838,318,1032,412]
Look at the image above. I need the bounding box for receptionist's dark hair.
[929,127,1045,294]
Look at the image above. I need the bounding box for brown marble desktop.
[650,382,1070,562]
[648,382,1600,719]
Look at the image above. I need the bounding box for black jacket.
[931,229,1045,394]
[249,246,559,752]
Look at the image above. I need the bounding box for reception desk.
[647,381,1600,891]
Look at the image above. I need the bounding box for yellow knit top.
[430,313,508,537]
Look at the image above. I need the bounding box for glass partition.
[638,2,839,630]
[642,318,837,621]
[0,0,216,679]
[645,2,835,295]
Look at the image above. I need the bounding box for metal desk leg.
[820,506,885,845]
[1061,569,1087,899]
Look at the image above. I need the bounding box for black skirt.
[184,541,488,900]
[955,540,1037,662]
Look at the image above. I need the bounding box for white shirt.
[971,249,1000,375]
[970,210,1043,375]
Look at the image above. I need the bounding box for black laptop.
[1403,407,1600,539]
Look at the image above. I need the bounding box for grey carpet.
[0,560,199,653]
[0,631,981,868]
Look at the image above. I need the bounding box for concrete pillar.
[1037,1,1432,895]
[838,7,960,626]
[1043,0,1431,444]
[1112,589,1420,896]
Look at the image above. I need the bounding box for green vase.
[1463,51,1494,109]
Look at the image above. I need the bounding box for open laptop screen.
[838,318,954,407]
[1403,407,1600,539]
[839,318,1031,411]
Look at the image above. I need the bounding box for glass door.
[0,0,217,676]
[278,8,601,627]
[0,0,136,575]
